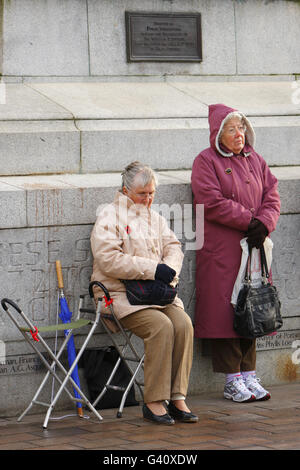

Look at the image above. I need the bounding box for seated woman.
[90,161,197,425]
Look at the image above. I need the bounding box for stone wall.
[0,81,299,177]
[0,0,299,417]
[1,0,300,80]
[0,168,299,416]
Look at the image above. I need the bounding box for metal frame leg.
[91,316,144,418]
[1,297,104,428]
[41,321,103,428]
[117,354,145,418]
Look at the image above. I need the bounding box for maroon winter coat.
[191,104,281,338]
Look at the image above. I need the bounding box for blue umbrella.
[56,261,83,417]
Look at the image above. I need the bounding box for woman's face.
[123,179,156,208]
[220,117,246,154]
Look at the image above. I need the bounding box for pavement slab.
[1,382,300,454]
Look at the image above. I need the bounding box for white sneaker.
[224,377,255,402]
[244,375,271,401]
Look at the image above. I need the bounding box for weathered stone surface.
[0,82,299,176]
[2,0,300,79]
[0,121,80,176]
[2,0,89,76]
[170,81,300,116]
[271,214,300,320]
[0,175,298,333]
[27,82,208,119]
[78,118,208,174]
[252,116,300,167]
[235,0,300,75]
[0,225,94,342]
[0,85,72,120]
[1,169,298,229]
[88,0,236,76]
[0,172,299,415]
[273,167,300,215]
[0,182,26,228]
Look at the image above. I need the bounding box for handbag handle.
[244,247,252,283]
[244,245,269,284]
[260,245,270,283]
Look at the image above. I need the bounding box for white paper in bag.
[231,237,273,306]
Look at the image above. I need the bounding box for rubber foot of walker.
[117,412,122,418]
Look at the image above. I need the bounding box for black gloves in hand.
[155,264,176,284]
[246,218,268,249]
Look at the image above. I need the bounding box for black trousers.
[210,338,256,373]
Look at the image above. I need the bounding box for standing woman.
[191,104,280,402]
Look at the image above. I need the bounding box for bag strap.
[244,246,252,283]
[243,245,269,284]
[260,245,270,283]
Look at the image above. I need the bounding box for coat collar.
[218,142,252,158]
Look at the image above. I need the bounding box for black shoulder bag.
[122,279,178,306]
[233,246,283,339]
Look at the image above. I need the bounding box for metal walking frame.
[88,281,144,418]
[1,296,103,429]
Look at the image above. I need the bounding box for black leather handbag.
[122,279,178,306]
[80,346,138,409]
[233,246,283,339]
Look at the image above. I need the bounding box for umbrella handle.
[56,260,64,289]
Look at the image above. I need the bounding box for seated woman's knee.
[156,313,174,339]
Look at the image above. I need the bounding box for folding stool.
[88,281,144,418]
[1,297,103,429]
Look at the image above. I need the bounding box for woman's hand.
[155,264,176,284]
[246,219,268,249]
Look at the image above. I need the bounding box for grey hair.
[121,161,158,191]
[216,111,256,157]
[219,112,245,137]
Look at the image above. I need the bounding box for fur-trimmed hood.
[208,103,256,157]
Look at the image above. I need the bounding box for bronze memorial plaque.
[125,12,202,62]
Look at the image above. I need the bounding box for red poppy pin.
[125,225,131,235]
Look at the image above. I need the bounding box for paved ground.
[1,382,300,452]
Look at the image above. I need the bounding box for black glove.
[155,264,176,284]
[246,219,268,249]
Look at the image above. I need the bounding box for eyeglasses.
[223,125,246,136]
[129,190,156,200]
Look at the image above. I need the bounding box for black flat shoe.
[142,404,175,425]
[168,401,199,423]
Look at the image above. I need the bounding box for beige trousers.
[120,305,194,403]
